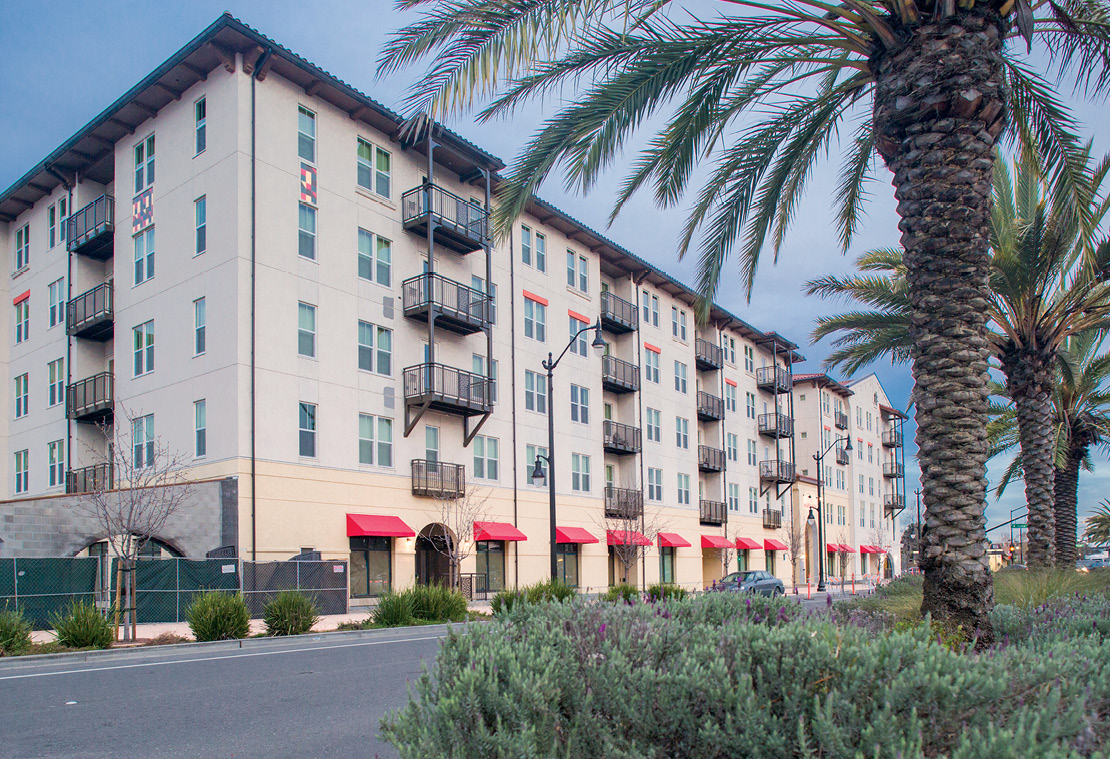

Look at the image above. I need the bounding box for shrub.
[492,580,576,614]
[0,608,32,656]
[262,591,319,636]
[186,591,250,642]
[335,619,367,631]
[142,632,191,647]
[645,584,689,602]
[994,569,1110,608]
[372,592,416,627]
[490,587,527,615]
[51,601,114,649]
[408,584,468,623]
[601,584,639,603]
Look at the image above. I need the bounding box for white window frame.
[675,417,689,449]
[569,315,588,356]
[14,224,29,271]
[571,453,590,492]
[645,408,661,442]
[298,202,317,261]
[674,361,687,393]
[132,414,154,469]
[677,473,690,505]
[647,467,663,502]
[357,228,392,286]
[358,320,392,375]
[133,227,155,285]
[569,384,589,424]
[134,134,155,194]
[47,358,64,407]
[48,439,64,488]
[298,303,316,358]
[298,106,316,163]
[195,97,207,155]
[644,350,659,383]
[359,413,394,467]
[195,196,207,255]
[195,399,207,458]
[524,298,546,342]
[526,444,549,484]
[48,278,64,328]
[133,321,154,377]
[473,435,500,480]
[194,298,206,356]
[524,370,547,413]
[14,450,29,494]
[299,401,317,458]
[14,373,29,419]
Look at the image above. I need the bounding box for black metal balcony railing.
[759,460,797,483]
[695,338,723,371]
[696,391,724,422]
[411,459,466,499]
[884,494,906,514]
[66,282,114,341]
[757,412,794,438]
[401,183,489,254]
[401,273,492,335]
[884,462,905,478]
[603,420,641,455]
[699,499,727,526]
[698,445,726,473]
[403,363,493,417]
[835,447,850,466]
[66,194,115,259]
[883,431,904,448]
[762,509,783,530]
[834,410,849,429]
[600,291,637,334]
[605,485,643,520]
[66,372,113,423]
[602,355,640,394]
[66,463,114,494]
[755,366,791,394]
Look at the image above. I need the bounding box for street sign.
[1013,523,1027,529]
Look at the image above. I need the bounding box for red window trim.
[643,342,661,354]
[724,378,738,387]
[568,309,590,324]
[523,290,548,306]
[13,290,30,305]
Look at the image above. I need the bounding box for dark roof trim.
[792,373,854,398]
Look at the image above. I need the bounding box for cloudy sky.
[4,0,1107,540]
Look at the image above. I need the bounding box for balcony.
[698,445,726,473]
[401,183,489,254]
[66,194,115,259]
[757,412,794,439]
[755,366,791,394]
[403,363,493,417]
[66,372,113,423]
[835,447,850,466]
[762,509,783,530]
[600,291,637,334]
[884,462,905,478]
[759,460,796,484]
[696,391,724,422]
[411,459,466,498]
[66,282,114,341]
[603,420,641,456]
[602,355,640,394]
[66,464,113,494]
[884,494,905,515]
[882,431,904,448]
[695,338,723,371]
[700,499,726,526]
[402,273,491,335]
[605,485,643,520]
[835,410,849,429]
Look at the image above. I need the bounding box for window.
[299,402,317,457]
[14,373,29,418]
[645,408,661,442]
[867,412,873,431]
[471,276,497,323]
[556,542,579,587]
[48,205,57,249]
[195,196,207,254]
[836,469,845,490]
[524,298,546,342]
[870,503,876,529]
[521,226,546,271]
[521,225,532,266]
[535,231,546,271]
[571,453,590,492]
[298,203,316,260]
[725,384,737,412]
[350,536,391,598]
[357,229,392,286]
[14,224,29,271]
[868,444,873,463]
[671,307,679,338]
[727,337,737,364]
[358,321,392,375]
[192,97,207,154]
[744,345,754,372]
[644,349,659,383]
[745,392,756,419]
[58,198,67,243]
[861,506,866,528]
[674,361,687,393]
[298,303,316,358]
[48,358,64,407]
[524,371,547,413]
[566,250,587,292]
[473,435,499,480]
[193,298,206,355]
[859,474,865,493]
[869,477,875,496]
[48,278,64,328]
[659,546,675,584]
[675,417,689,449]
[298,107,316,162]
[728,483,741,511]
[476,541,506,593]
[671,307,687,340]
[570,384,589,424]
[133,321,154,376]
[749,487,759,513]
[858,439,864,460]
[48,440,64,487]
[357,139,391,198]
[425,426,439,463]
[727,433,739,462]
[747,440,757,466]
[568,315,589,356]
[640,291,659,327]
[359,414,393,466]
[133,227,155,284]
[14,450,28,494]
[677,473,690,505]
[526,444,548,483]
[132,414,154,469]
[857,407,863,426]
[647,468,663,501]
[134,134,155,193]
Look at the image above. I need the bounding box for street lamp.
[531,318,606,579]
[809,435,852,592]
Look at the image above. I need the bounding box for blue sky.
[3,0,1107,539]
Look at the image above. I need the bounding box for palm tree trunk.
[1053,445,1084,567]
[1001,349,1057,568]
[872,11,1004,643]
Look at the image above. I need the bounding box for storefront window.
[476,540,505,593]
[766,550,776,575]
[556,543,579,587]
[737,549,749,572]
[350,536,391,597]
[659,546,675,584]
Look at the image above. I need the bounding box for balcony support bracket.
[463,411,491,448]
[404,399,432,438]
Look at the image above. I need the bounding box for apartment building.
[0,14,805,596]
[792,372,907,579]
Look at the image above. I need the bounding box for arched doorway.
[415,524,454,587]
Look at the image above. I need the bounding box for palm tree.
[1084,500,1110,545]
[382,1,1110,637]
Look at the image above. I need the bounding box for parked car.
[712,570,784,597]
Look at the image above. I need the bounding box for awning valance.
[346,514,416,538]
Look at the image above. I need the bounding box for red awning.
[607,530,651,546]
[840,544,858,553]
[658,532,691,548]
[764,538,788,551]
[827,543,844,553]
[860,545,884,554]
[701,535,733,549]
[735,537,762,550]
[555,526,599,544]
[474,521,528,542]
[346,514,415,538]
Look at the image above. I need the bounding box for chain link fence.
[242,560,348,616]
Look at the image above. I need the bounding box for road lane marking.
[0,633,447,682]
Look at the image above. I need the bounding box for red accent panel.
[658,532,692,548]
[701,535,733,549]
[345,514,416,538]
[735,537,762,550]
[568,309,590,324]
[523,290,548,306]
[12,290,30,305]
[474,521,528,542]
[555,526,599,544]
[724,378,738,387]
[643,342,661,354]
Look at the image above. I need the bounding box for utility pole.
[914,488,922,569]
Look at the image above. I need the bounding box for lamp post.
[530,319,607,579]
[806,435,852,593]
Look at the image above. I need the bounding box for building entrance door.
[415,524,453,587]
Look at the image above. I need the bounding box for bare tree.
[597,502,669,590]
[78,407,195,641]
[834,529,852,587]
[428,483,492,592]
[784,518,806,592]
[868,523,892,579]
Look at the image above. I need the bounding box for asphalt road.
[0,626,450,759]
